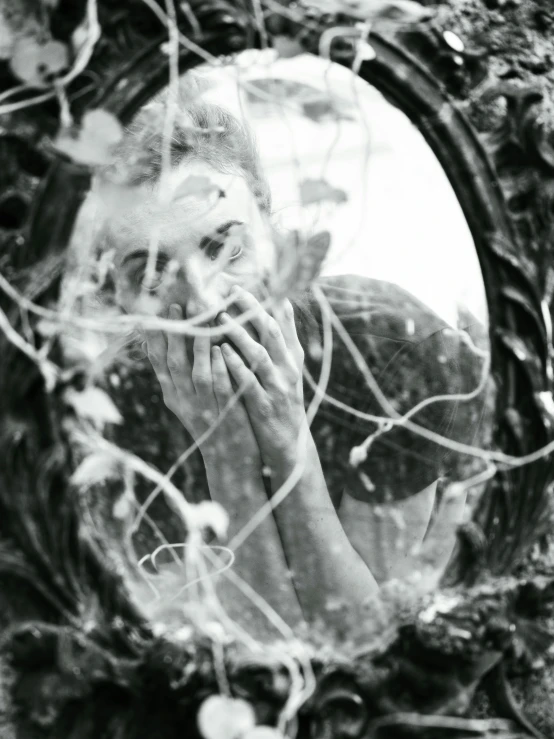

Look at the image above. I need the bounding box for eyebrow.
[198,220,244,251]
[121,249,156,267]
[120,220,245,266]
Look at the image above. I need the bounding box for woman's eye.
[136,262,166,290]
[209,244,224,262]
[209,243,243,262]
[229,244,243,261]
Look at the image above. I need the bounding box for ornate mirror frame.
[1,1,554,737]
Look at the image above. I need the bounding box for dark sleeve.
[303,275,494,506]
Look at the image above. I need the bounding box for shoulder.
[311,274,450,344]
[301,274,492,503]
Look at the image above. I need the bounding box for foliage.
[1,0,554,738]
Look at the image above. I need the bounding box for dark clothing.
[297,274,493,509]
[110,273,493,561]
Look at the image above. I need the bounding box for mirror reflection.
[65,52,494,638]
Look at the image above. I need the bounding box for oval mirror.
[65,51,494,639]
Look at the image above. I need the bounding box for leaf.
[243,729,285,739]
[190,501,229,540]
[245,79,357,122]
[10,37,69,87]
[497,328,543,392]
[71,452,120,490]
[300,0,433,25]
[113,493,133,520]
[301,97,356,123]
[0,11,17,59]
[197,696,256,739]
[359,471,376,492]
[278,230,332,296]
[299,178,348,207]
[536,391,554,429]
[36,318,59,338]
[113,471,136,520]
[356,40,377,62]
[64,386,123,428]
[369,0,434,25]
[55,109,123,167]
[273,35,304,59]
[501,285,540,325]
[274,229,332,297]
[350,445,368,467]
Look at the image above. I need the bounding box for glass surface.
[65,52,494,638]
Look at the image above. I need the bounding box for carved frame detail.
[1,1,554,737]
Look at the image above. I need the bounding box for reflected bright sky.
[199,53,488,328]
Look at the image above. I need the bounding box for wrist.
[201,441,262,473]
[265,428,315,481]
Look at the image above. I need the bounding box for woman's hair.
[104,74,272,213]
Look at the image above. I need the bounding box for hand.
[144,304,261,470]
[218,286,307,473]
[218,288,382,627]
[144,304,307,630]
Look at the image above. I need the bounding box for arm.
[311,276,490,588]
[219,288,380,630]
[269,432,381,628]
[144,309,304,632]
[338,479,467,590]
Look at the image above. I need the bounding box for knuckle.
[221,342,236,359]
[254,346,270,366]
[211,360,223,377]
[240,365,253,381]
[213,383,228,400]
[257,399,272,418]
[192,370,210,389]
[212,372,229,394]
[243,368,257,389]
[201,408,217,426]
[166,355,181,373]
[287,368,300,385]
[161,392,176,413]
[272,380,285,398]
[285,359,300,381]
[267,316,281,338]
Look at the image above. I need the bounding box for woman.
[99,90,490,635]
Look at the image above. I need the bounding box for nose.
[180,272,224,323]
[186,293,217,321]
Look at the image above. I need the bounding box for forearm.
[269,434,380,628]
[202,452,304,629]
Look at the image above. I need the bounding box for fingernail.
[211,345,221,359]
[221,342,232,355]
[217,312,230,324]
[170,304,180,318]
[231,284,242,293]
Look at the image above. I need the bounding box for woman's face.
[107,159,275,323]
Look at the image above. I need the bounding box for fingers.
[211,345,233,410]
[274,299,304,370]
[229,286,289,365]
[144,329,177,411]
[192,331,213,396]
[217,311,275,388]
[166,304,193,396]
[221,342,266,414]
[144,325,167,368]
